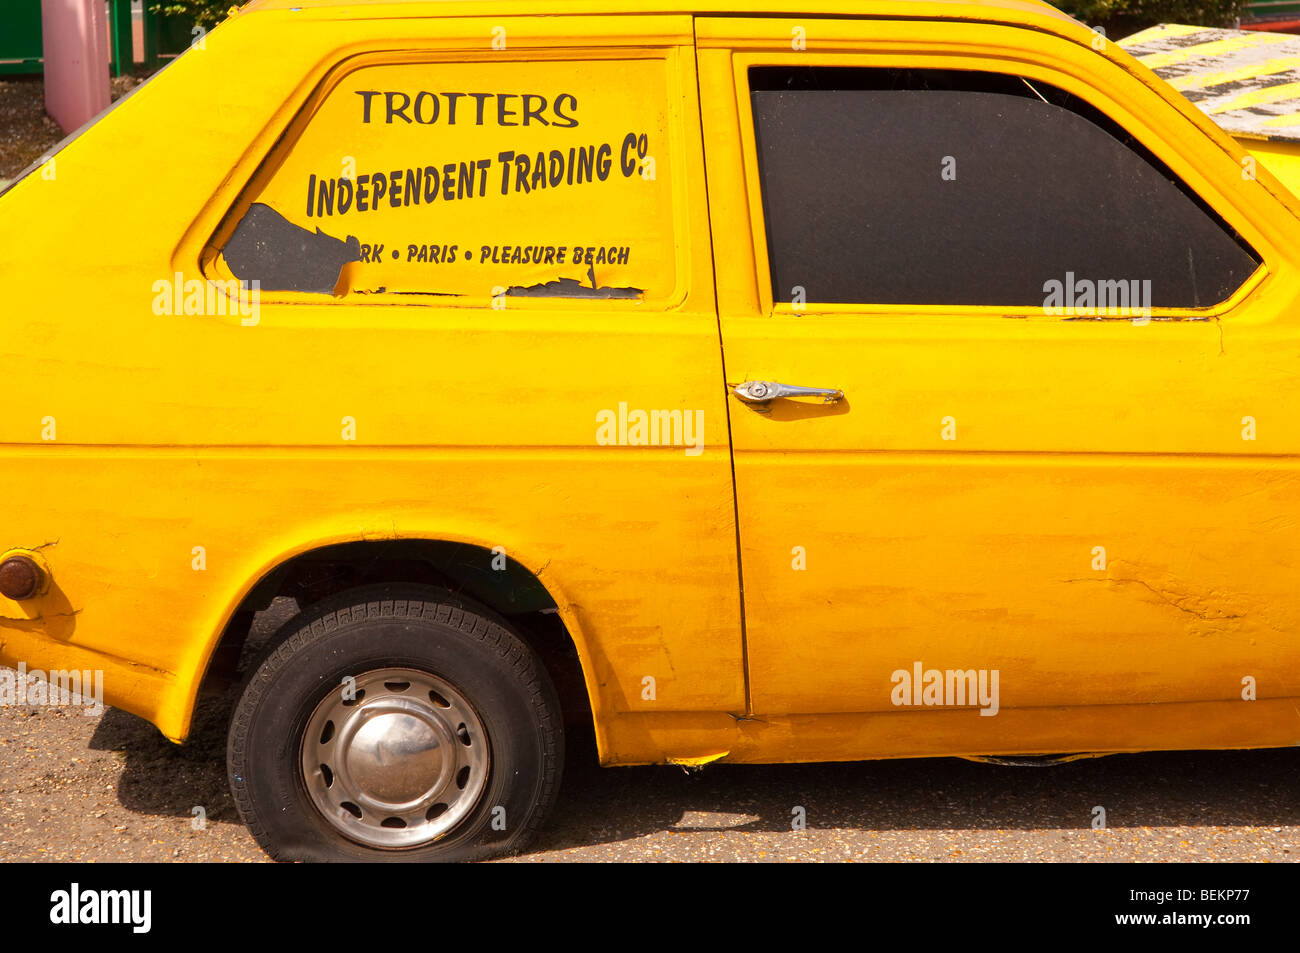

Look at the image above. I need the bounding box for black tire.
[227,584,564,862]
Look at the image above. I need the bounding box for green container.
[144,4,199,68]
[1247,0,1300,20]
[0,0,44,75]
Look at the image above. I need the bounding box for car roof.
[239,0,1076,25]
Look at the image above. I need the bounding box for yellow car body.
[2,0,1299,783]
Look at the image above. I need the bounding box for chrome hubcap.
[300,668,490,849]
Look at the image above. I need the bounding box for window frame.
[730,46,1275,322]
[196,44,697,313]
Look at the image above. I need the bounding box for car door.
[188,19,748,756]
[0,12,747,756]
[697,15,1300,752]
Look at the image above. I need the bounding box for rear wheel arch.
[185,536,595,742]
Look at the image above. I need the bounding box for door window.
[211,56,679,304]
[749,67,1261,312]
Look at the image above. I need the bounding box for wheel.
[227,584,564,862]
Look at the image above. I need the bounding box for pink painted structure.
[41,0,110,133]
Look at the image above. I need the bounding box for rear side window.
[210,56,677,303]
[749,67,1260,311]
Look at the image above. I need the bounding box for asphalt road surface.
[2,602,1296,862]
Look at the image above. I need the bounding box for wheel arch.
[171,532,599,744]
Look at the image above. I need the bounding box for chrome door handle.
[731,380,844,404]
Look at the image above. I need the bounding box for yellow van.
[2,0,1298,861]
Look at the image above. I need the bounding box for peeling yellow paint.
[668,751,729,768]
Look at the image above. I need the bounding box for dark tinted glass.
[750,67,1261,309]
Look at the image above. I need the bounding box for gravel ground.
[0,601,1296,863]
[0,73,148,183]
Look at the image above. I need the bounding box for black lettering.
[470,92,492,125]
[514,154,531,194]
[389,169,403,207]
[458,161,475,199]
[497,151,515,194]
[596,143,612,181]
[443,92,464,123]
[338,177,354,214]
[522,94,548,126]
[356,90,380,123]
[553,92,578,128]
[498,94,519,126]
[316,177,336,217]
[356,175,371,211]
[306,173,316,217]
[576,145,594,184]
[424,166,438,203]
[385,92,412,124]
[413,91,440,124]
[620,133,637,177]
[372,172,388,206]
[405,168,421,206]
